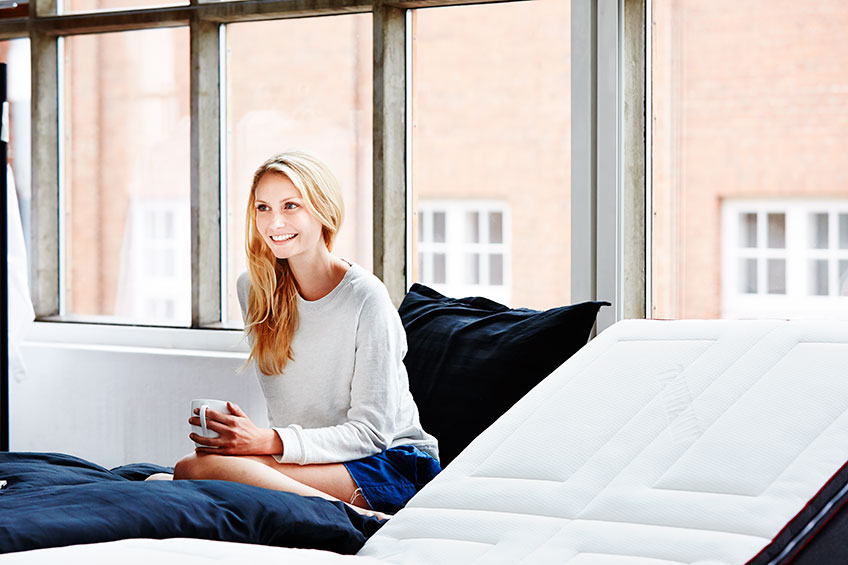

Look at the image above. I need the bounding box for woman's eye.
[284,202,299,210]
[256,204,269,212]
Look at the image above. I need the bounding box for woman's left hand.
[189,402,283,455]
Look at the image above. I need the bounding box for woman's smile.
[254,173,324,260]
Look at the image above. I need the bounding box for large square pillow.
[399,283,609,465]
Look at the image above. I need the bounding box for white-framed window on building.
[722,199,848,319]
[416,200,511,305]
[114,199,191,325]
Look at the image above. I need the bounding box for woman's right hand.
[189,402,283,455]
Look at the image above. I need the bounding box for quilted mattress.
[359,319,848,563]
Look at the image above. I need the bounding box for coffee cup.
[190,399,231,448]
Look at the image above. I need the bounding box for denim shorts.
[343,445,441,514]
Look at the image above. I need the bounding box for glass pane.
[432,211,446,243]
[63,0,187,15]
[767,259,786,294]
[739,213,758,248]
[839,214,848,249]
[465,253,480,284]
[839,260,848,297]
[489,211,503,244]
[810,213,829,249]
[653,2,848,319]
[417,211,424,242]
[809,259,829,296]
[411,0,568,308]
[225,15,373,326]
[64,29,190,325]
[489,253,504,286]
[433,253,446,285]
[739,259,757,294]
[466,211,479,243]
[0,39,32,288]
[767,213,785,248]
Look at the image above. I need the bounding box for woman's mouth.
[270,234,296,242]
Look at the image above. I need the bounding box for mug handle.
[199,404,209,437]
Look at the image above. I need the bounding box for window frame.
[2,0,648,334]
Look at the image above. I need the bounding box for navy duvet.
[0,452,383,555]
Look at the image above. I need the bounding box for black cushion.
[399,283,609,466]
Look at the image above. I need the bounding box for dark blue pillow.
[399,283,609,466]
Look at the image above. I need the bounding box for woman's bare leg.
[173,452,389,519]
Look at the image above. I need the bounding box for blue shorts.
[343,445,441,514]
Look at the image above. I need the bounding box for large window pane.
[64,29,190,324]
[652,1,848,320]
[411,0,569,309]
[0,39,31,280]
[225,14,372,326]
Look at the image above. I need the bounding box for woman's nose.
[269,213,286,228]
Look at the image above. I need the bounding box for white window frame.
[722,199,848,320]
[417,199,511,305]
[571,0,647,332]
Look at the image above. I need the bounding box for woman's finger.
[194,446,230,455]
[227,402,246,418]
[189,433,221,447]
[188,416,229,430]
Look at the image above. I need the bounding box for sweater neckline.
[296,262,357,311]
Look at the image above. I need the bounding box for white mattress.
[360,319,848,564]
[4,319,846,564]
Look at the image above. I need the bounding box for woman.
[173,151,440,519]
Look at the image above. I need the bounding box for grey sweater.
[237,265,438,465]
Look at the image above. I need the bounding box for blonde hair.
[244,151,345,375]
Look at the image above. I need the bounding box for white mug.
[190,399,231,448]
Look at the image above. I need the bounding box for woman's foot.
[144,473,174,481]
[347,502,391,521]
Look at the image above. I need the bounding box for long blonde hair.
[244,151,345,375]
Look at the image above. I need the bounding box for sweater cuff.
[272,426,305,464]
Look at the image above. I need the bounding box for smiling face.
[253,172,326,263]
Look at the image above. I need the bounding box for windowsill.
[22,321,249,357]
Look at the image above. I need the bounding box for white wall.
[11,323,269,469]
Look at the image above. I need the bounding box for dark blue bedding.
[0,452,383,555]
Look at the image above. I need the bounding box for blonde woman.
[173,151,440,519]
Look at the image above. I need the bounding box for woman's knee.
[173,451,216,480]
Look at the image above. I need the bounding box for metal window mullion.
[570,0,597,308]
[621,0,646,319]
[596,0,620,330]
[189,16,222,327]
[373,0,407,306]
[30,12,60,318]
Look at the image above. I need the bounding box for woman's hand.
[189,402,283,456]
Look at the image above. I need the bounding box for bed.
[3,316,847,563]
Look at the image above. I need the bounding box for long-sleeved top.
[237,264,438,465]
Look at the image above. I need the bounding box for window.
[410,0,570,311]
[722,200,848,319]
[14,0,589,331]
[651,1,848,321]
[62,28,190,324]
[118,199,190,324]
[224,14,372,327]
[417,201,510,304]
[0,39,31,270]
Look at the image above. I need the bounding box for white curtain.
[7,164,34,382]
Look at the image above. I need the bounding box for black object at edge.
[1,62,8,452]
[745,459,848,565]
